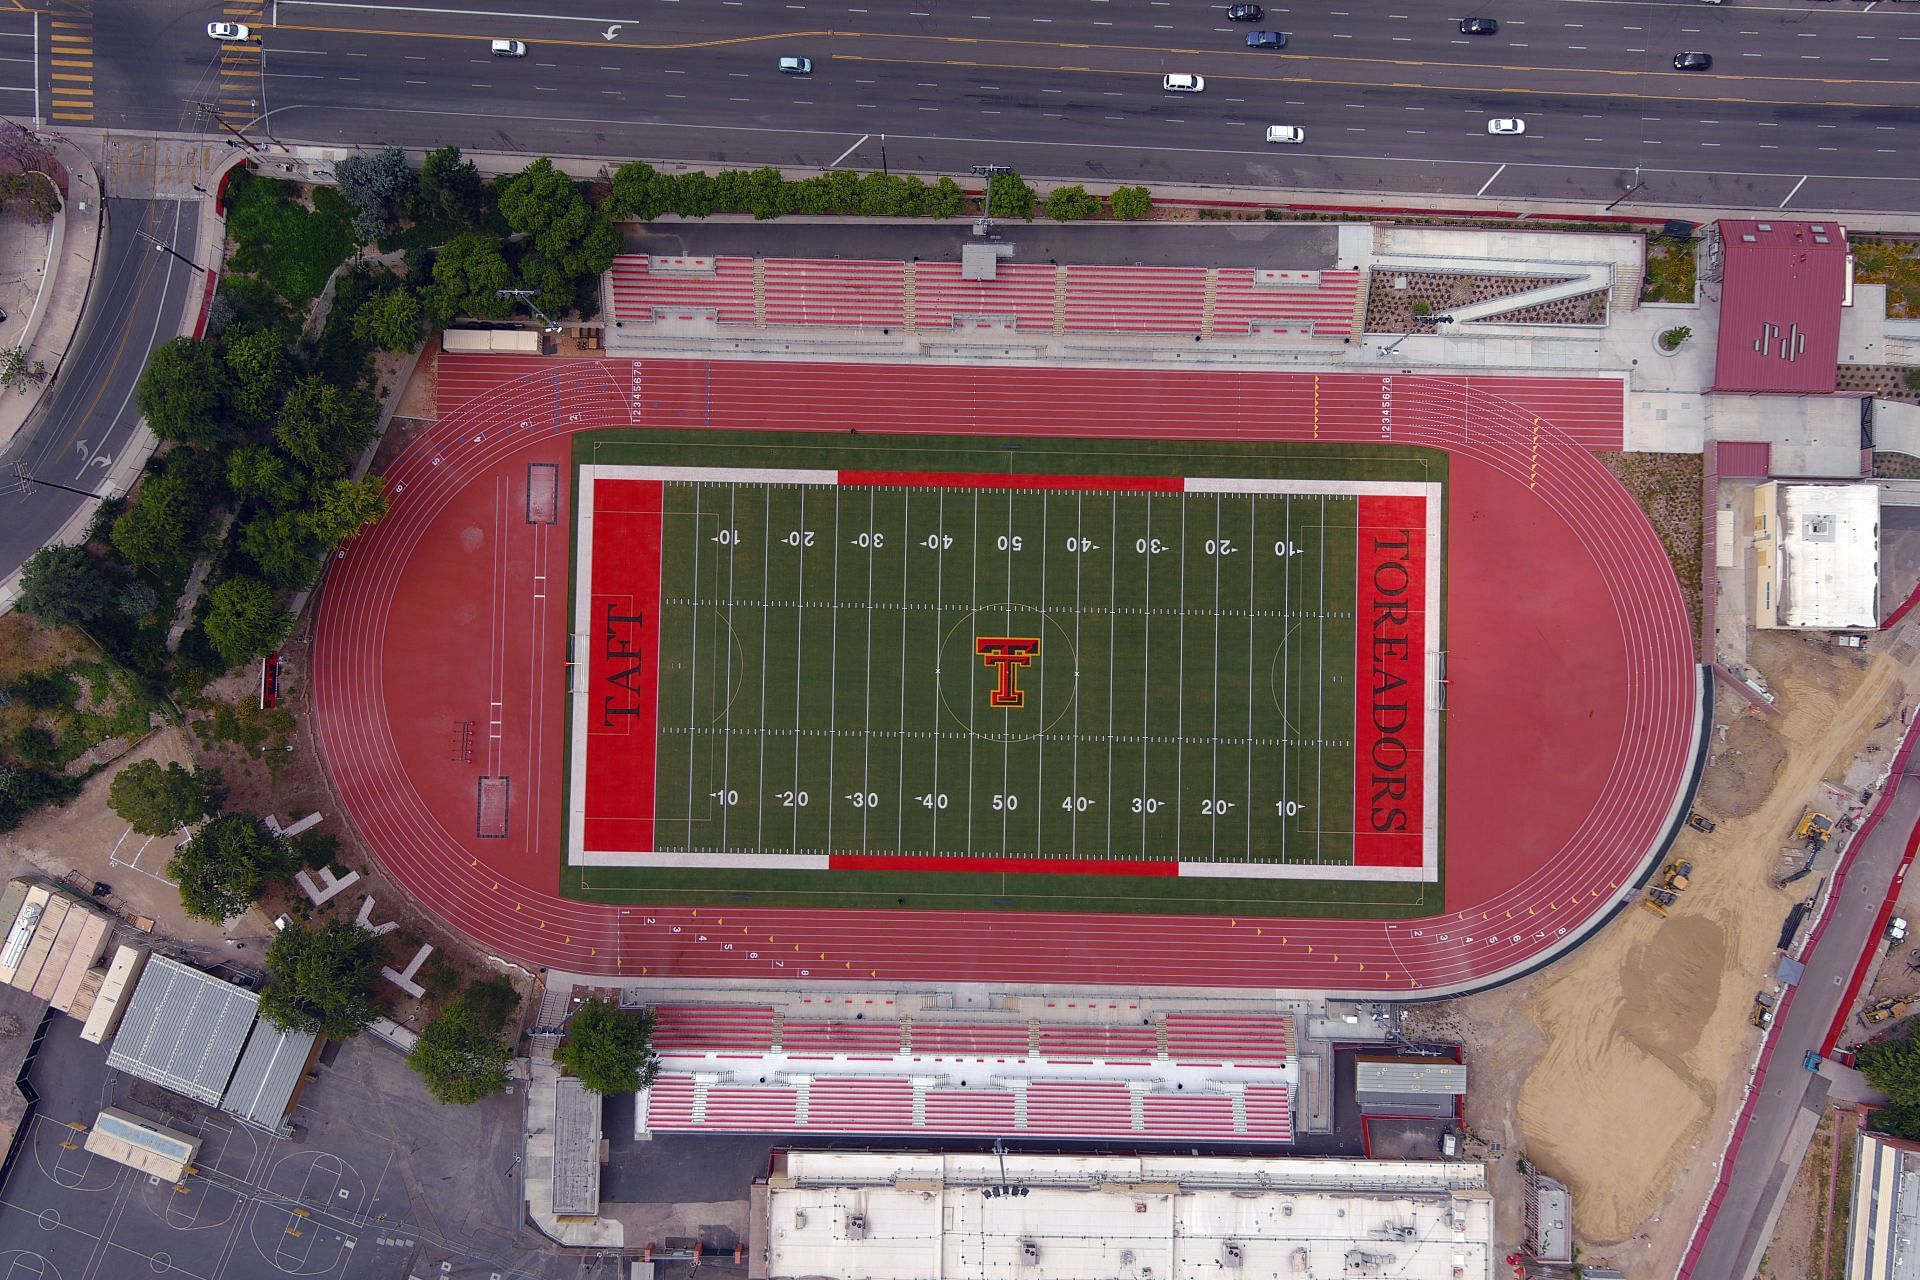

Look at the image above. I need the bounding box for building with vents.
[1749,481,1880,630]
[1354,1056,1467,1120]
[753,1150,1494,1280]
[1847,1129,1920,1280]
[1713,219,1851,396]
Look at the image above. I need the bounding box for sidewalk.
[0,134,102,457]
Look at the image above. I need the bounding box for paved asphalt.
[1684,742,1920,1280]
[58,0,1920,213]
[0,198,201,585]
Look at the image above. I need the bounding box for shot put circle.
[938,605,1079,742]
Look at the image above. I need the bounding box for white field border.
[569,465,1442,883]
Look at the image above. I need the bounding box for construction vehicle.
[1795,809,1836,852]
[1643,860,1694,917]
[1687,811,1717,834]
[1750,992,1777,1029]
[1860,995,1920,1027]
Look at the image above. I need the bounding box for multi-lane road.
[0,0,1902,212]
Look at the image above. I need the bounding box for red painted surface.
[1351,494,1428,869]
[829,853,1177,877]
[192,271,219,340]
[312,354,1692,990]
[581,478,665,856]
[838,470,1185,494]
[1714,220,1849,395]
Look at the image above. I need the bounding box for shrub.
[1043,185,1100,222]
[1110,185,1154,221]
[1659,325,1692,351]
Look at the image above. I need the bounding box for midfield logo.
[975,636,1041,709]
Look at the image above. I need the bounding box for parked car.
[1673,51,1713,70]
[206,21,251,40]
[1459,18,1498,34]
[1163,73,1205,93]
[1486,117,1526,135]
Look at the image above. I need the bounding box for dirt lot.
[1759,1105,1861,1280]
[1412,627,1920,1274]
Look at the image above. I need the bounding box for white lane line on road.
[829,134,869,166]
[1475,163,1506,197]
[282,0,642,21]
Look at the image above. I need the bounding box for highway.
[59,0,1920,212]
[0,199,202,585]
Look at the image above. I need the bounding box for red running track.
[310,355,1696,992]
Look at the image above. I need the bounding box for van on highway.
[1265,125,1304,144]
[490,39,526,56]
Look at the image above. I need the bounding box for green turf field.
[565,429,1447,917]
[648,479,1358,866]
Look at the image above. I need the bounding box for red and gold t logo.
[976,636,1041,709]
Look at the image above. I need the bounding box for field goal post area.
[565,461,1443,893]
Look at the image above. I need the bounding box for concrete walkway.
[0,134,102,456]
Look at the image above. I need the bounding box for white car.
[490,39,527,57]
[1265,125,1304,144]
[1163,73,1205,93]
[206,21,251,40]
[1486,117,1526,136]
[778,55,813,74]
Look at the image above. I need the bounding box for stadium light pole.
[496,288,565,334]
[970,163,1011,236]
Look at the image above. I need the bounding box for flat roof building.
[1354,1056,1467,1119]
[754,1150,1493,1280]
[83,1107,201,1183]
[1714,219,1850,395]
[1751,481,1880,630]
[1848,1128,1920,1280]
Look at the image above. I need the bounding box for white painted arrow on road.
[602,24,622,40]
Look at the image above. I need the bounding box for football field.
[569,439,1442,912]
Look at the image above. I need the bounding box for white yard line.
[825,487,842,858]
[895,490,913,856]
[719,486,738,853]
[1071,494,1085,857]
[859,488,876,854]
[791,488,809,854]
[754,486,773,854]
[1246,500,1259,863]
[1280,499,1292,854]
[1105,497,1118,858]
[1174,495,1188,860]
[1316,496,1328,864]
[1140,495,1153,854]
[685,482,702,845]
[1034,492,1049,856]
[930,491,947,857]
[966,492,980,855]
[1002,489,1014,856]
[1210,496,1223,861]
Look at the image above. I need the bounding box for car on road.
[489,39,526,56]
[1673,51,1713,70]
[206,21,251,40]
[1265,125,1304,144]
[1486,117,1526,135]
[1459,18,1498,35]
[1163,73,1205,93]
[1246,30,1287,49]
[1226,4,1264,20]
[779,55,814,74]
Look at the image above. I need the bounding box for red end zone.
[1354,494,1429,869]
[580,478,664,854]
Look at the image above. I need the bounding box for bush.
[985,171,1037,222]
[1110,185,1153,221]
[408,979,521,1105]
[554,999,658,1095]
[1659,325,1692,351]
[335,147,417,242]
[0,764,79,834]
[17,544,116,628]
[202,575,291,669]
[7,670,74,710]
[11,726,59,769]
[224,172,358,308]
[1043,185,1100,222]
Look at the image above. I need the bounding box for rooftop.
[105,956,257,1107]
[1713,219,1851,396]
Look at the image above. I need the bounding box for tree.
[275,377,380,477]
[498,158,619,316]
[221,327,292,425]
[203,575,291,668]
[259,919,380,1038]
[985,170,1037,222]
[1043,184,1100,222]
[165,813,297,921]
[239,511,322,589]
[353,286,424,353]
[228,445,307,511]
[553,998,657,1095]
[408,979,520,1104]
[136,337,229,443]
[110,470,203,573]
[336,146,418,241]
[1110,185,1154,221]
[417,145,485,224]
[925,176,966,219]
[16,544,115,627]
[108,759,213,835]
[0,764,78,835]
[604,160,671,221]
[428,233,514,322]
[303,476,389,545]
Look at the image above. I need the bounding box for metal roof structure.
[759,1150,1495,1280]
[220,1020,316,1133]
[1847,1129,1920,1280]
[106,956,257,1107]
[1354,1059,1468,1096]
[1713,219,1850,395]
[552,1077,602,1218]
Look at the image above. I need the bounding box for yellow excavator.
[1644,860,1694,917]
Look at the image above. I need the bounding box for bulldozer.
[1643,860,1694,917]
[1750,992,1777,1029]
[1796,808,1836,852]
[1861,995,1919,1027]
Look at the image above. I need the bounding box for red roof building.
[1713,220,1850,395]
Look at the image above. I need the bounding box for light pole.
[496,289,565,334]
[970,163,1011,236]
[133,228,208,273]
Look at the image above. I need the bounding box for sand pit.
[1424,629,1920,1273]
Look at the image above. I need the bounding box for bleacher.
[1060,265,1206,334]
[606,255,756,325]
[649,1005,779,1054]
[1164,1014,1294,1066]
[909,1022,1033,1057]
[781,1019,905,1056]
[807,1078,916,1131]
[1034,1025,1158,1063]
[762,258,908,329]
[1211,268,1363,338]
[910,261,1059,332]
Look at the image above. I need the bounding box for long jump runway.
[311,356,1697,995]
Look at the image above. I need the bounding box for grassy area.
[0,643,166,772]
[1641,239,1698,304]
[224,171,358,309]
[1852,238,1920,318]
[564,429,1447,917]
[190,699,298,778]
